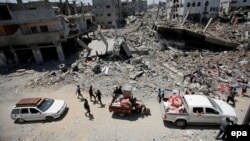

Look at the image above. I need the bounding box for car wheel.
[175,119,187,128]
[17,118,25,123]
[46,116,54,122]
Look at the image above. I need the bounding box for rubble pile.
[157,18,248,44]
[25,12,250,100]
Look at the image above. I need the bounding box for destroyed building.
[220,0,250,14]
[122,0,148,17]
[0,0,95,65]
[92,0,122,27]
[166,0,221,23]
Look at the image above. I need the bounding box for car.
[11,98,67,123]
[161,95,237,128]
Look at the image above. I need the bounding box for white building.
[92,0,122,27]
[220,0,250,14]
[166,0,221,23]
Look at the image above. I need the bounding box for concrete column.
[0,51,7,65]
[55,43,65,62]
[10,46,19,64]
[31,45,43,64]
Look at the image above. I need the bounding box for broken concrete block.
[71,62,79,71]
[120,41,132,58]
[129,71,144,80]
[91,63,101,73]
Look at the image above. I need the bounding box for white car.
[11,98,67,123]
[161,95,237,127]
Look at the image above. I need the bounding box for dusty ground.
[0,72,249,141]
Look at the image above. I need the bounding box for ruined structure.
[220,0,250,14]
[122,0,148,17]
[0,0,94,65]
[92,0,122,27]
[166,0,221,23]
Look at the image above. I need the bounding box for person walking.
[215,117,234,140]
[89,85,96,101]
[76,85,84,100]
[96,90,103,105]
[241,80,248,97]
[84,99,91,116]
[227,87,237,107]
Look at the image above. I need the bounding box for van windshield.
[208,98,222,113]
[37,98,54,112]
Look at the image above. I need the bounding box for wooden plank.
[16,98,42,106]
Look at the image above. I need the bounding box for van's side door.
[20,108,30,121]
[204,107,220,124]
[29,108,43,120]
[189,107,207,123]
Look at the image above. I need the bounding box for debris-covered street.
[0,0,250,141]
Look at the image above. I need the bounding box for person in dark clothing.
[76,85,84,100]
[96,90,103,105]
[241,80,248,97]
[158,88,164,103]
[84,99,91,116]
[118,86,123,94]
[227,87,237,106]
[216,117,234,140]
[113,87,120,96]
[89,85,96,101]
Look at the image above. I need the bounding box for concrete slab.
[85,38,116,57]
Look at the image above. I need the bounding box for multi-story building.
[0,0,94,65]
[166,0,250,23]
[132,0,148,14]
[166,0,221,23]
[92,0,122,27]
[220,0,250,14]
[121,0,148,17]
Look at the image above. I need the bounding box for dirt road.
[0,74,249,141]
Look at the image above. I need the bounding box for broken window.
[192,2,195,7]
[197,2,201,7]
[205,108,219,115]
[40,26,49,32]
[205,1,209,6]
[107,13,111,16]
[210,7,212,12]
[0,5,12,20]
[243,0,246,2]
[108,21,112,25]
[106,5,110,8]
[187,3,190,7]
[193,107,203,113]
[30,27,37,33]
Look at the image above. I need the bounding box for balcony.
[0,32,61,47]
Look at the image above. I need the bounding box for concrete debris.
[129,71,144,80]
[23,9,250,102]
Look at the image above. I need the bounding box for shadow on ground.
[111,111,151,121]
[163,120,220,130]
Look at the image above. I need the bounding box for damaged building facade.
[122,0,148,17]
[0,0,94,65]
[220,0,250,14]
[166,0,221,23]
[92,0,122,27]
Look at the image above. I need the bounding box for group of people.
[76,85,103,116]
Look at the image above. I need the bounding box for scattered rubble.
[23,9,250,101]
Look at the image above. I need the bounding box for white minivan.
[11,98,67,123]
